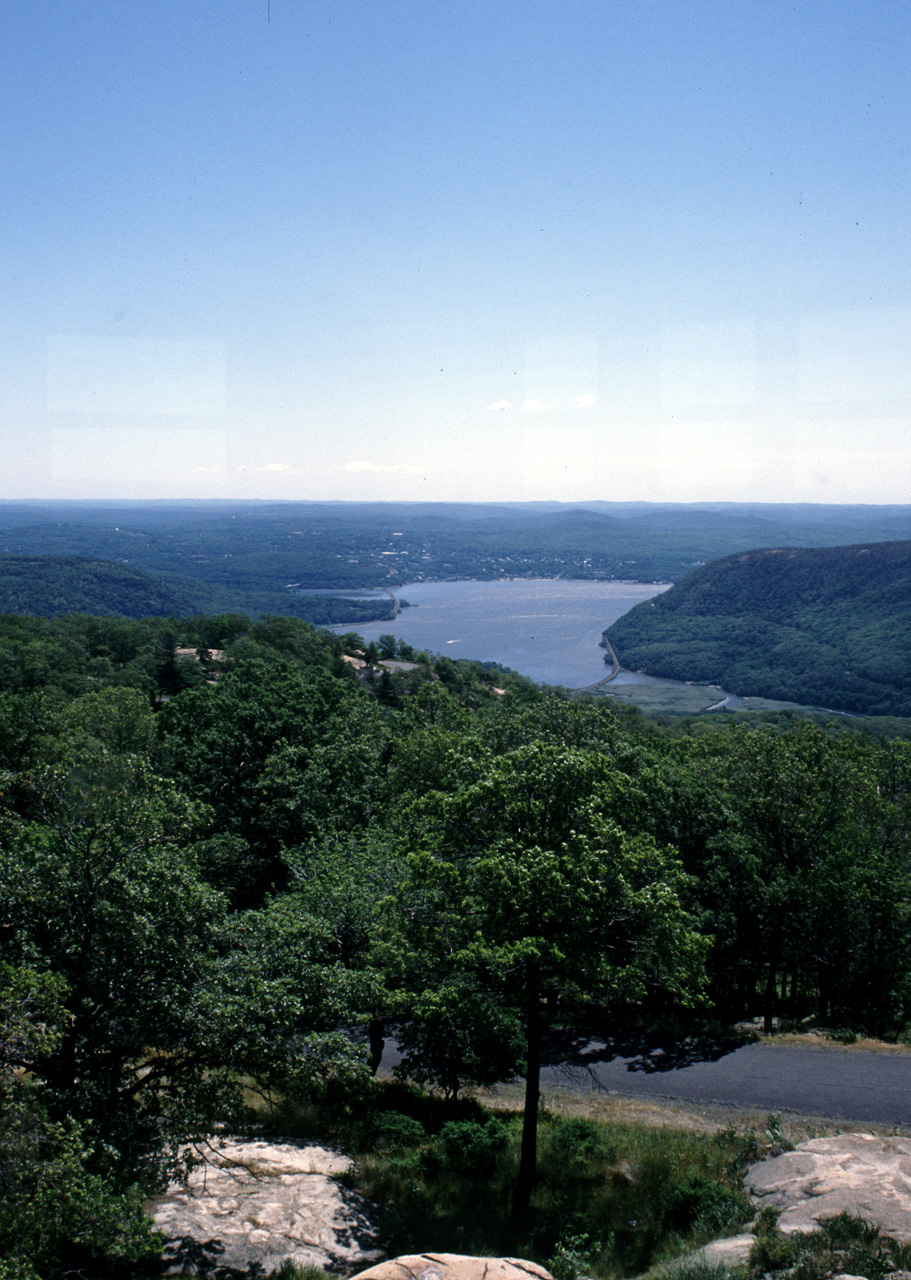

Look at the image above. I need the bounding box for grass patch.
[588,677,824,718]
[652,1260,734,1280]
[746,1209,911,1280]
[332,1088,757,1279]
[589,680,739,716]
[271,1265,330,1280]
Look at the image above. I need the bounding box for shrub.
[747,1212,911,1280]
[663,1172,751,1235]
[425,1119,510,1180]
[542,1117,615,1168]
[547,1231,603,1280]
[374,1111,427,1150]
[829,1027,858,1044]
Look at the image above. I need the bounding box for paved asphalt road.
[380,1036,911,1125]
[540,1039,911,1126]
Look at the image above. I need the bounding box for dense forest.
[4,607,911,1277]
[606,540,911,717]
[0,554,396,627]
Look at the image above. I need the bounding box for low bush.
[828,1027,858,1045]
[747,1211,911,1280]
[425,1119,510,1180]
[271,1264,330,1280]
[547,1231,604,1280]
[652,1259,731,1280]
[373,1111,427,1150]
[348,1104,757,1278]
[663,1172,751,1236]
[541,1116,615,1167]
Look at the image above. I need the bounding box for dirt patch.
[757,1031,911,1056]
[474,1081,911,1145]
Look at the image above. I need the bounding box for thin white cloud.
[193,466,223,474]
[487,399,514,411]
[521,399,543,412]
[341,460,422,474]
[255,462,295,472]
[526,333,599,410]
[574,393,598,407]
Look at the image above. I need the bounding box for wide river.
[332,579,670,689]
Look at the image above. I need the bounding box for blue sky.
[2,0,910,502]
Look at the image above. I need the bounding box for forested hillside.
[607,540,911,716]
[0,553,395,626]
[0,555,202,618]
[4,607,911,1277]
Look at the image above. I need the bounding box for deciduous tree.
[393,742,706,1215]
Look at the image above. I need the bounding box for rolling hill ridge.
[606,540,911,716]
[0,554,395,626]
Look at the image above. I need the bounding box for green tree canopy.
[392,741,707,1213]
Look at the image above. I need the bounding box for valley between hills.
[5,498,911,1279]
[0,499,908,723]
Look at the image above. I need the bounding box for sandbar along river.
[331,579,670,689]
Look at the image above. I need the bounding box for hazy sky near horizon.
[3,1,911,504]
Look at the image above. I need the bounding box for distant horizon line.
[0,497,910,511]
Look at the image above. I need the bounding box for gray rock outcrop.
[151,1138,382,1275]
[693,1233,756,1267]
[350,1256,554,1280]
[747,1133,911,1240]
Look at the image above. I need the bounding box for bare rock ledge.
[747,1133,911,1240]
[151,1138,382,1275]
[350,1257,554,1280]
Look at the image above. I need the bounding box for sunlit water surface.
[330,578,670,688]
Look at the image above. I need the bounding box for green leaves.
[387,740,707,1209]
[0,735,381,1196]
[0,1102,162,1278]
[394,984,524,1100]
[393,741,706,1094]
[607,541,911,716]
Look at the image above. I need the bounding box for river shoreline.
[326,577,672,690]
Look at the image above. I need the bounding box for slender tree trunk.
[368,1017,384,1075]
[513,998,541,1220]
[764,951,778,1034]
[50,1023,79,1095]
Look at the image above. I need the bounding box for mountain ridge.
[606,540,911,716]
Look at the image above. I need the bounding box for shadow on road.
[541,1028,756,1084]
